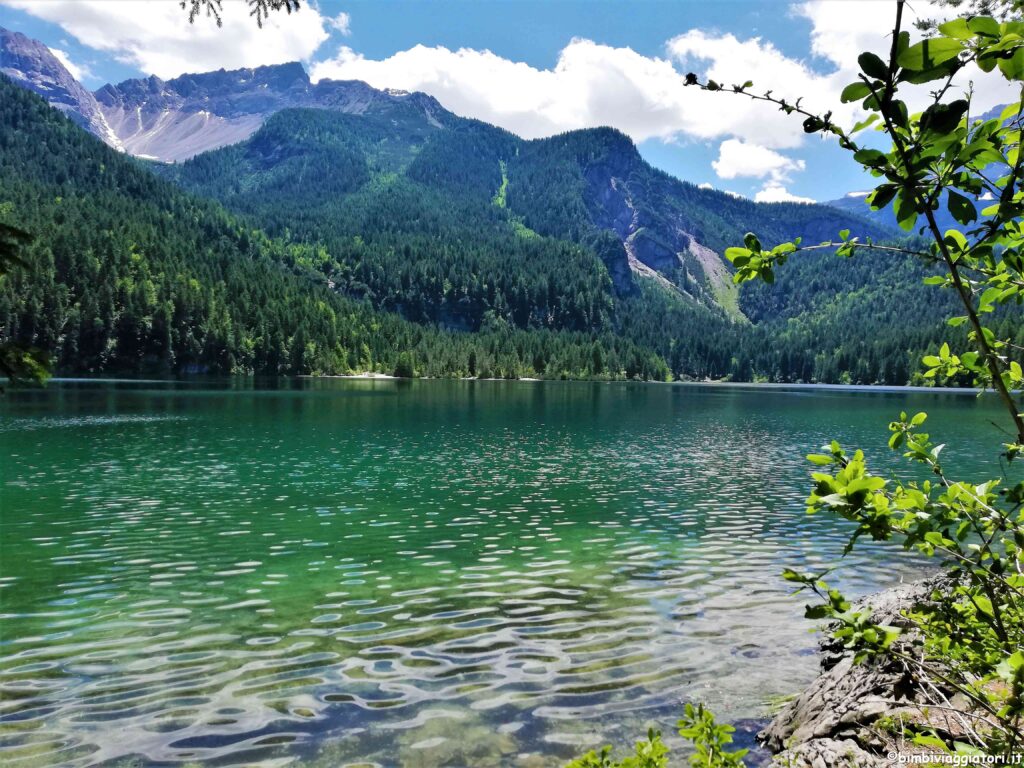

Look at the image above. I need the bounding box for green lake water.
[0,379,1014,767]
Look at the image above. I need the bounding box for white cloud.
[48,46,91,82]
[754,182,815,204]
[310,2,1019,154]
[795,0,1014,114]
[667,30,853,149]
[312,40,708,142]
[310,37,847,148]
[2,0,330,79]
[330,12,351,36]
[712,139,805,182]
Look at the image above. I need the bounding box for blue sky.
[0,1,1015,202]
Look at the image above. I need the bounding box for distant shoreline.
[24,375,1002,396]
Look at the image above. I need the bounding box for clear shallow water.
[0,379,1013,767]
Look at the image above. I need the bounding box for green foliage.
[163,101,936,386]
[677,704,748,768]
[393,350,416,378]
[565,729,669,768]
[0,220,48,386]
[563,706,748,768]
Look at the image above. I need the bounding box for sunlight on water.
[0,379,1010,767]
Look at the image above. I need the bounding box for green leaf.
[943,229,967,250]
[802,116,824,133]
[938,18,972,39]
[858,51,889,79]
[997,45,1024,81]
[866,185,897,211]
[920,99,968,134]
[967,16,1000,37]
[724,247,750,263]
[853,148,886,167]
[894,189,917,231]
[851,113,879,133]
[840,82,872,103]
[947,191,977,225]
[897,37,964,70]
[743,233,762,252]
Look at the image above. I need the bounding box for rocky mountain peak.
[3,28,453,162]
[93,60,452,161]
[0,27,121,148]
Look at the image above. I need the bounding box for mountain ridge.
[0,26,454,162]
[93,61,453,161]
[0,27,121,147]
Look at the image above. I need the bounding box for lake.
[0,379,1012,767]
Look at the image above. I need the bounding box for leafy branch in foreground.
[688,5,1024,449]
[686,0,1024,759]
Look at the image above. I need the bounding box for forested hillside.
[0,76,670,379]
[2,69,1014,384]
[164,103,985,384]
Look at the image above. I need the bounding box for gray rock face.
[0,28,121,148]
[92,63,453,162]
[573,130,733,304]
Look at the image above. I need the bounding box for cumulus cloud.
[309,2,1016,154]
[1,0,330,79]
[330,12,351,36]
[48,46,92,82]
[712,139,805,182]
[754,183,816,204]
[794,0,1014,113]
[310,35,840,148]
[312,40,706,142]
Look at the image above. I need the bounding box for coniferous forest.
[2,73,1019,383]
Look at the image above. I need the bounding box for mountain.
[0,73,669,379]
[163,105,898,325]
[163,107,978,385]
[0,27,121,147]
[0,27,895,318]
[0,26,453,162]
[826,190,969,236]
[93,63,452,161]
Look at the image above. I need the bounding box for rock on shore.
[759,577,961,767]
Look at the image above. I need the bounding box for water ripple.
[1,380,1010,767]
